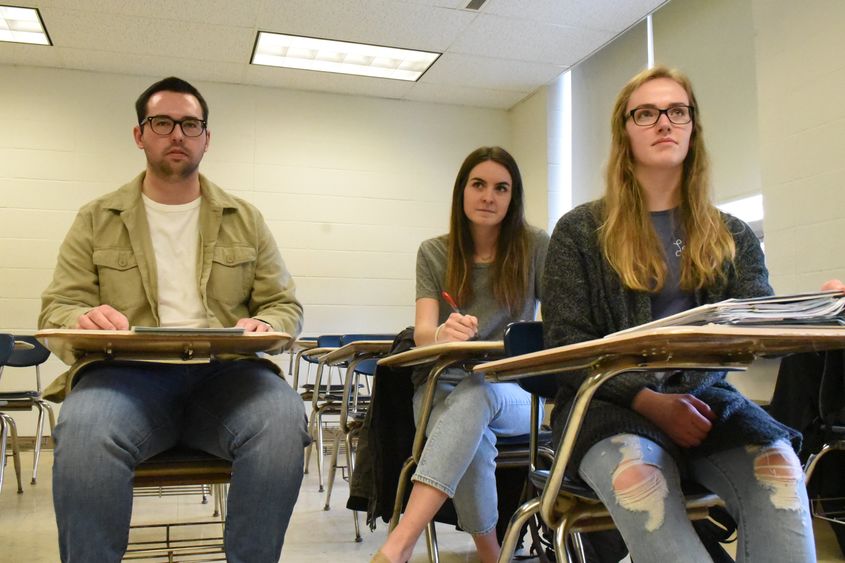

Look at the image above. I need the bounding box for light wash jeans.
[411,371,532,534]
[52,360,310,563]
[579,434,816,563]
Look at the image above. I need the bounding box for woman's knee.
[749,442,805,512]
[585,435,673,532]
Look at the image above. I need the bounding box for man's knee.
[750,442,804,511]
[609,435,669,532]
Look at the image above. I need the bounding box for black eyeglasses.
[627,105,694,126]
[140,115,207,137]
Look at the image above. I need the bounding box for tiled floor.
[2,448,844,562]
[0,448,479,562]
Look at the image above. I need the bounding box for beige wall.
[509,86,549,231]
[0,65,520,432]
[570,21,648,206]
[653,0,761,205]
[753,0,845,294]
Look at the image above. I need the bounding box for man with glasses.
[39,77,309,563]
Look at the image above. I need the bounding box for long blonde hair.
[445,146,531,313]
[601,66,735,292]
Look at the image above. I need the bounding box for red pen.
[441,291,462,314]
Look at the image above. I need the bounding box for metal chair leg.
[424,521,440,563]
[324,431,342,510]
[31,401,46,484]
[304,409,316,474]
[498,497,542,563]
[0,414,23,494]
[316,408,325,492]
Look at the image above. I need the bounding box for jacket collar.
[99,171,239,212]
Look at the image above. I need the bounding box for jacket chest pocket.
[207,245,256,306]
[92,249,147,310]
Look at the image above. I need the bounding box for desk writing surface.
[321,341,393,366]
[378,340,504,368]
[36,329,291,358]
[474,325,845,380]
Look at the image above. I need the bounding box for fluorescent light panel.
[251,32,439,81]
[0,5,50,45]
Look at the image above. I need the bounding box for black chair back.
[7,335,51,368]
[503,321,558,398]
[0,333,13,366]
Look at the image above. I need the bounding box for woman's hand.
[436,312,479,342]
[632,388,715,448]
[821,279,845,292]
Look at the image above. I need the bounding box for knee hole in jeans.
[750,443,804,511]
[609,436,669,532]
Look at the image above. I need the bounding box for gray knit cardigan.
[542,200,801,472]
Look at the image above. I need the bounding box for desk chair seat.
[126,446,232,561]
[0,335,56,485]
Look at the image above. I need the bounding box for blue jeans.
[411,371,532,534]
[579,434,815,562]
[52,360,310,563]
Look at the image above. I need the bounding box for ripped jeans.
[579,435,815,563]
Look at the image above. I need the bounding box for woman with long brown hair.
[373,146,548,563]
[542,66,815,561]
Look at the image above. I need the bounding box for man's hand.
[75,305,130,330]
[632,388,715,448]
[236,318,273,333]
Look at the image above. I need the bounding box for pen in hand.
[441,291,462,314]
[441,291,479,340]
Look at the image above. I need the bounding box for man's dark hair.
[135,76,209,123]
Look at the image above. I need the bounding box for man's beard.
[151,157,199,181]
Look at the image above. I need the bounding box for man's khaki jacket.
[39,172,303,401]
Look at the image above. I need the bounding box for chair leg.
[389,458,417,531]
[324,431,342,510]
[347,427,363,542]
[0,416,7,493]
[424,521,440,563]
[498,497,542,563]
[31,402,46,484]
[315,408,325,492]
[214,483,228,521]
[0,414,23,494]
[304,410,316,474]
[570,532,587,563]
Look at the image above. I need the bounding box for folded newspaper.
[615,290,845,335]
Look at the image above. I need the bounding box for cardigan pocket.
[207,245,256,307]
[92,248,147,312]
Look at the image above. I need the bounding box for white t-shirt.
[142,194,209,328]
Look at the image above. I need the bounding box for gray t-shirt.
[650,208,695,319]
[413,225,549,385]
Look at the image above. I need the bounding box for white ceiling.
[0,0,667,109]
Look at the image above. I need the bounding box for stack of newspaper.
[616,291,845,335]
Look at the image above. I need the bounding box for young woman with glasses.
[542,66,816,562]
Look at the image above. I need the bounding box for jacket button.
[226,254,234,264]
[118,256,127,266]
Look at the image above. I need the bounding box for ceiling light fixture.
[251,31,439,81]
[0,5,50,45]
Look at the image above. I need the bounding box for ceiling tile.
[482,0,668,32]
[421,52,563,92]
[450,13,614,65]
[254,0,476,52]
